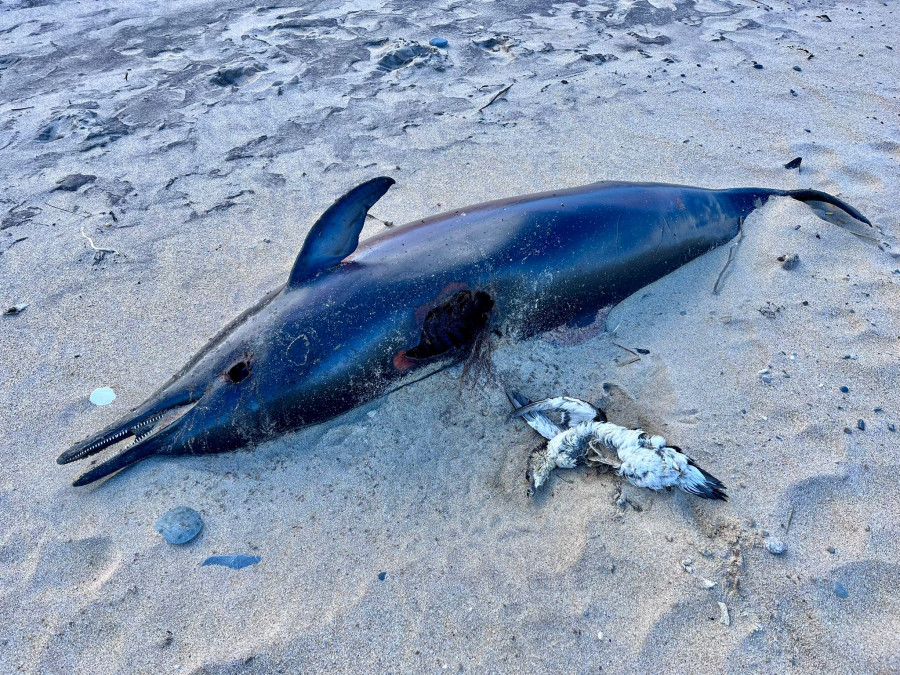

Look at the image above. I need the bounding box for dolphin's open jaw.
[58,400,197,486]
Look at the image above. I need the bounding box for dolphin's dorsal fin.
[288,176,395,286]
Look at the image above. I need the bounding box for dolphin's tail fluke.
[780,188,871,226]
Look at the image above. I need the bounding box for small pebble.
[753,63,764,69]
[597,631,604,641]
[781,254,800,269]
[761,375,773,384]
[793,65,802,71]
[888,423,896,433]
[840,386,849,393]
[827,546,836,554]
[158,630,174,648]
[378,571,387,581]
[155,507,203,545]
[766,537,787,555]
[857,419,866,431]
[3,303,28,315]
[89,387,116,406]
[833,581,849,599]
[429,37,448,48]
[679,310,686,316]
[783,158,802,171]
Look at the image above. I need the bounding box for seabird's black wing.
[506,390,562,440]
[509,396,603,428]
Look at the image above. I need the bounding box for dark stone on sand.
[793,66,802,72]
[857,419,866,431]
[840,386,849,393]
[753,63,764,69]
[54,174,96,191]
[155,507,203,545]
[833,581,848,598]
[781,254,800,270]
[378,571,387,581]
[429,37,448,48]
[784,157,802,170]
[766,537,787,555]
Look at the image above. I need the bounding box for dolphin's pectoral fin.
[405,290,494,360]
[288,176,395,286]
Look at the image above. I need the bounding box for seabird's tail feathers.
[679,461,728,501]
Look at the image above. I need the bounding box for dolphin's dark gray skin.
[58,178,870,486]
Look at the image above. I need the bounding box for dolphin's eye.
[226,361,251,383]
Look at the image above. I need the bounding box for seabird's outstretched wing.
[506,390,562,440]
[509,396,605,428]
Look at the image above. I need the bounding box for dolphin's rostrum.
[58,178,870,486]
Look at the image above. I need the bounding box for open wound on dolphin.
[225,359,251,383]
[405,290,494,360]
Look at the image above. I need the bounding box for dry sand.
[1,0,899,672]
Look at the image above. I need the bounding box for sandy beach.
[1,0,899,672]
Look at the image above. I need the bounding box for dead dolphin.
[58,178,870,485]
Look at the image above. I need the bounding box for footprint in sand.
[29,536,121,594]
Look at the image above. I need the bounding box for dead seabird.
[507,391,727,500]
